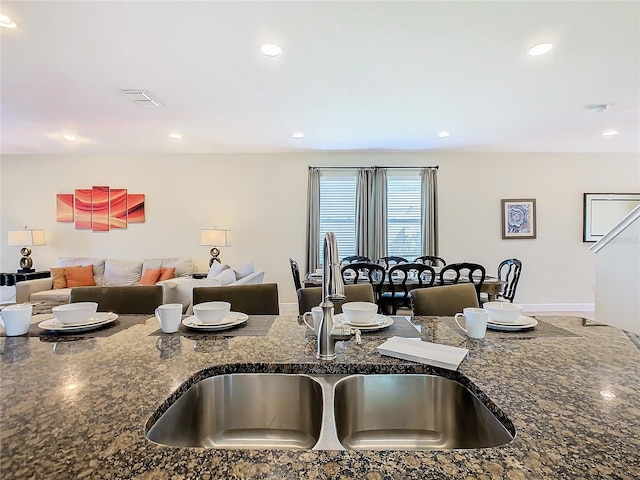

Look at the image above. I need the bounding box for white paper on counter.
[377,336,469,370]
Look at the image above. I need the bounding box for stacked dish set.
[483,302,538,331]
[183,301,248,331]
[38,302,118,333]
[335,302,394,331]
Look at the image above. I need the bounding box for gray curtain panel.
[421,167,439,256]
[305,167,321,273]
[356,168,375,258]
[373,167,387,260]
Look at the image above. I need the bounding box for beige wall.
[1,152,638,307]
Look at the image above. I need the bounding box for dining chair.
[410,283,479,316]
[438,262,486,303]
[289,258,302,291]
[297,284,374,315]
[193,283,280,315]
[414,255,446,267]
[341,255,372,264]
[340,262,386,307]
[377,256,409,269]
[379,263,437,315]
[496,258,522,302]
[69,286,163,314]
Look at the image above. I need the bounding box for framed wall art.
[501,199,536,239]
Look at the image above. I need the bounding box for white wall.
[1,152,638,306]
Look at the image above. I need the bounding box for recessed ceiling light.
[261,43,283,57]
[437,131,451,138]
[528,43,553,56]
[0,15,17,29]
[169,133,182,140]
[602,130,619,136]
[292,131,304,139]
[62,134,77,142]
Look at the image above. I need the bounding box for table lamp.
[8,227,46,273]
[200,228,230,266]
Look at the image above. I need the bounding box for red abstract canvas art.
[127,194,145,223]
[56,194,74,222]
[91,186,110,231]
[58,186,144,231]
[109,189,128,229]
[74,189,92,229]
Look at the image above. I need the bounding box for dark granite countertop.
[1,313,639,479]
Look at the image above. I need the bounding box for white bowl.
[341,302,379,325]
[193,301,231,325]
[483,302,523,323]
[52,302,98,325]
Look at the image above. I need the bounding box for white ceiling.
[1,1,638,155]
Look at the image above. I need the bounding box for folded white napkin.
[377,336,468,370]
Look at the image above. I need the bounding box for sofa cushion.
[57,257,106,285]
[206,263,230,279]
[64,265,97,287]
[215,268,236,286]
[143,258,194,278]
[103,260,143,286]
[161,277,222,313]
[30,287,73,305]
[231,270,265,286]
[233,262,254,280]
[139,268,161,286]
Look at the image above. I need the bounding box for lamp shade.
[8,229,46,246]
[200,229,230,247]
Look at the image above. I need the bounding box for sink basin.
[146,373,514,451]
[333,374,514,450]
[145,373,323,449]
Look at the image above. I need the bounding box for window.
[387,174,422,259]
[319,173,357,263]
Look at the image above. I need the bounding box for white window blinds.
[319,174,357,263]
[387,174,422,259]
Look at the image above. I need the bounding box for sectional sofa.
[16,257,264,313]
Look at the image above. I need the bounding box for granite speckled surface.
[1,313,639,479]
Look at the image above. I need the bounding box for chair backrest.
[377,256,409,269]
[193,283,280,315]
[387,263,437,300]
[497,258,522,302]
[297,284,374,315]
[341,255,372,264]
[439,262,486,301]
[414,255,446,267]
[289,258,302,291]
[410,283,479,316]
[340,262,386,301]
[69,286,163,314]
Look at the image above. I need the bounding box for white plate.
[182,312,248,331]
[488,315,536,327]
[38,312,118,333]
[335,313,394,331]
[487,317,538,331]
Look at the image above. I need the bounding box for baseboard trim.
[520,303,595,312]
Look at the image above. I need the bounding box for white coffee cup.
[302,306,323,334]
[455,307,489,339]
[155,303,183,333]
[0,304,33,337]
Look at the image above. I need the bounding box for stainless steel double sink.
[145,373,514,451]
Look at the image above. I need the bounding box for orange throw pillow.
[139,268,161,286]
[64,265,96,288]
[51,266,76,289]
[158,267,176,281]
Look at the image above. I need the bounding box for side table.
[0,271,51,287]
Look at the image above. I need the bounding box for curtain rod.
[308,165,438,170]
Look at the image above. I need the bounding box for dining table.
[303,267,506,301]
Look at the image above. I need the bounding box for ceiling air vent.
[122,90,162,107]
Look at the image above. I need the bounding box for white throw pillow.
[57,257,106,286]
[233,261,254,280]
[207,263,230,279]
[103,260,143,286]
[161,277,222,313]
[214,268,236,286]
